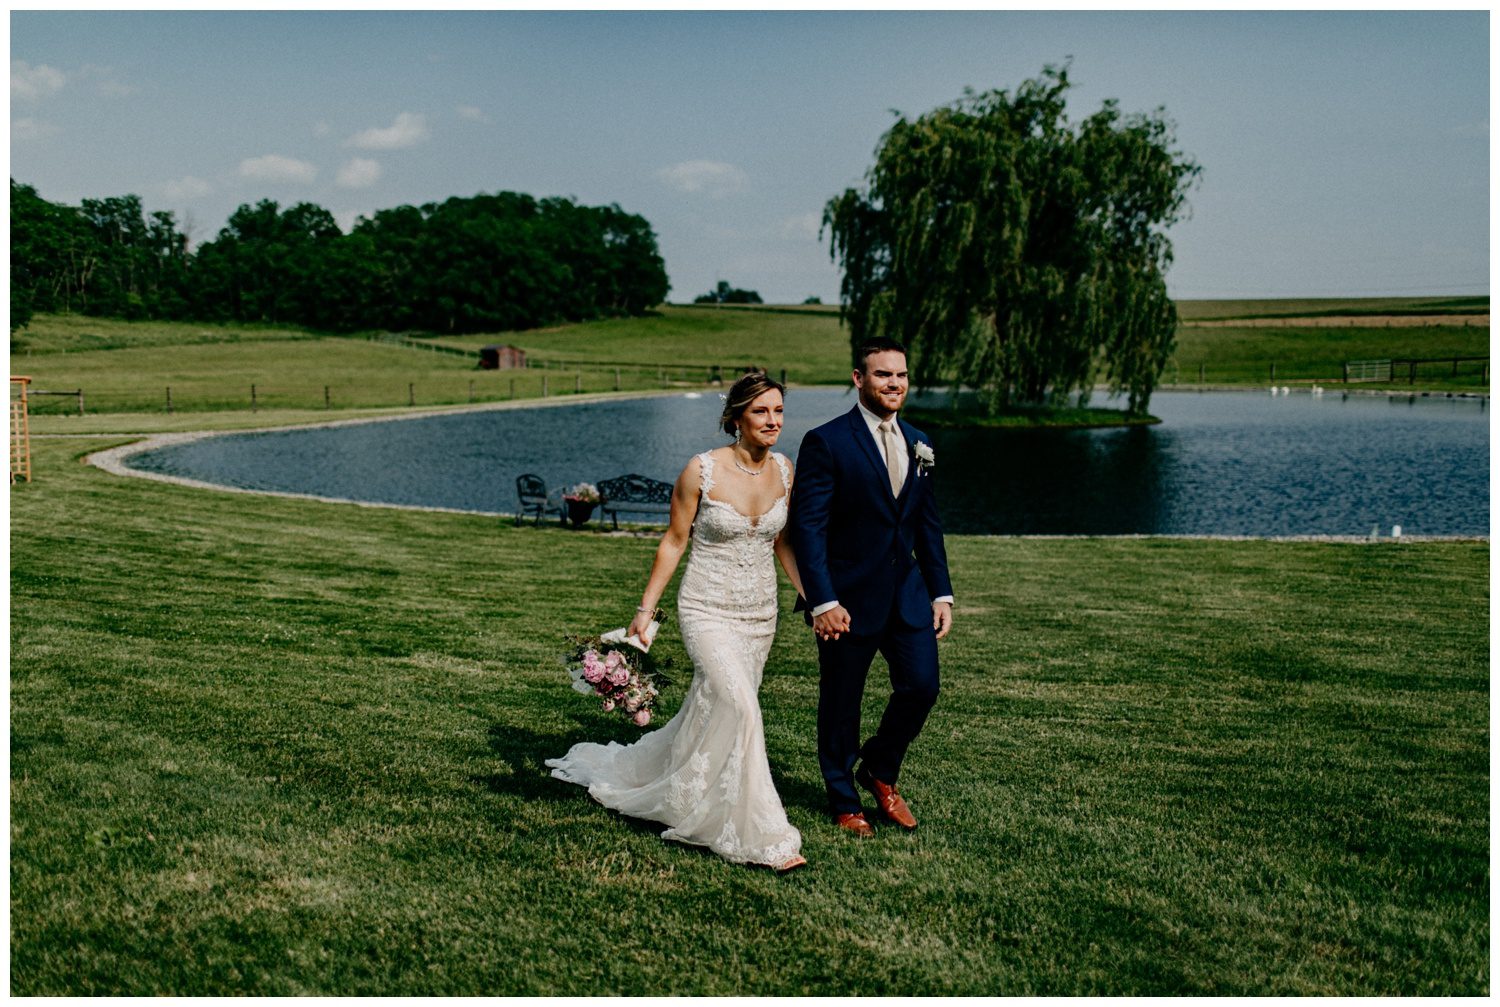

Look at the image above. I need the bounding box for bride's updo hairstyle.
[719,370,786,437]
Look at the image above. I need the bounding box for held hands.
[932,600,953,640]
[813,605,852,642]
[813,603,949,641]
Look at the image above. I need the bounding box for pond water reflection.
[129,388,1488,536]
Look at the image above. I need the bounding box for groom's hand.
[813,605,852,641]
[932,601,953,639]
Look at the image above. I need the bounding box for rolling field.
[10,296,1489,424]
[9,431,1490,994]
[428,304,852,382]
[1167,323,1488,388]
[9,296,1489,993]
[9,313,326,355]
[1172,295,1488,322]
[11,321,665,418]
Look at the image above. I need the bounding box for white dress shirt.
[810,402,954,618]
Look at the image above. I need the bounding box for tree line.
[692,280,763,305]
[10,180,671,334]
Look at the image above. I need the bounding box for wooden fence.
[28,388,85,415]
[1179,358,1489,387]
[1386,356,1490,385]
[26,361,796,416]
[370,333,782,387]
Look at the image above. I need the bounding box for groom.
[788,337,954,837]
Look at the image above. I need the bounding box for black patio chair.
[515,473,554,526]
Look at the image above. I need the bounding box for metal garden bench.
[596,473,674,529]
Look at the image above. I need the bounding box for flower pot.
[564,497,597,528]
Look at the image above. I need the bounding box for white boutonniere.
[912,440,935,476]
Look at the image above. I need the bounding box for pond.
[126,388,1488,537]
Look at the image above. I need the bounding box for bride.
[546,371,807,872]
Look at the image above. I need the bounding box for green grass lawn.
[13,327,667,417]
[9,296,1489,424]
[10,428,1488,994]
[8,313,327,355]
[428,304,853,384]
[1169,322,1489,390]
[1173,296,1487,321]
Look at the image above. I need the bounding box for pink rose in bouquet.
[563,619,673,728]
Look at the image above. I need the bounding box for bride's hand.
[628,610,655,646]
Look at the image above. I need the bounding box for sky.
[8,9,1491,304]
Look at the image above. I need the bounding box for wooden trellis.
[11,376,31,483]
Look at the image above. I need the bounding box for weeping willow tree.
[823,65,1200,416]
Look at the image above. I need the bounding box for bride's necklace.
[732,449,768,477]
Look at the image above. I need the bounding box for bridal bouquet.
[563,612,673,727]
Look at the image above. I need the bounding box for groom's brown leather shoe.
[856,765,917,830]
[833,812,875,838]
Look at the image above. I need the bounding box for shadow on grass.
[768,766,830,819]
[474,719,736,865]
[474,720,599,803]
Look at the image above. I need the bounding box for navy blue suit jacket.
[788,407,953,633]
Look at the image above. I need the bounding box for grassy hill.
[1169,322,1488,387]
[8,295,1488,994]
[9,431,1488,994]
[11,297,1488,420]
[1173,295,1487,321]
[429,304,850,382]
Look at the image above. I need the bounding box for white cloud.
[334,209,368,234]
[12,117,60,141]
[336,157,382,189]
[657,160,749,198]
[346,112,428,150]
[779,211,823,241]
[12,60,66,100]
[313,121,331,137]
[238,154,318,184]
[78,63,134,98]
[163,175,213,201]
[457,105,490,124]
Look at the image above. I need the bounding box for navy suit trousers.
[816,598,940,814]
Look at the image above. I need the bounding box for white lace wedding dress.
[546,451,803,867]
